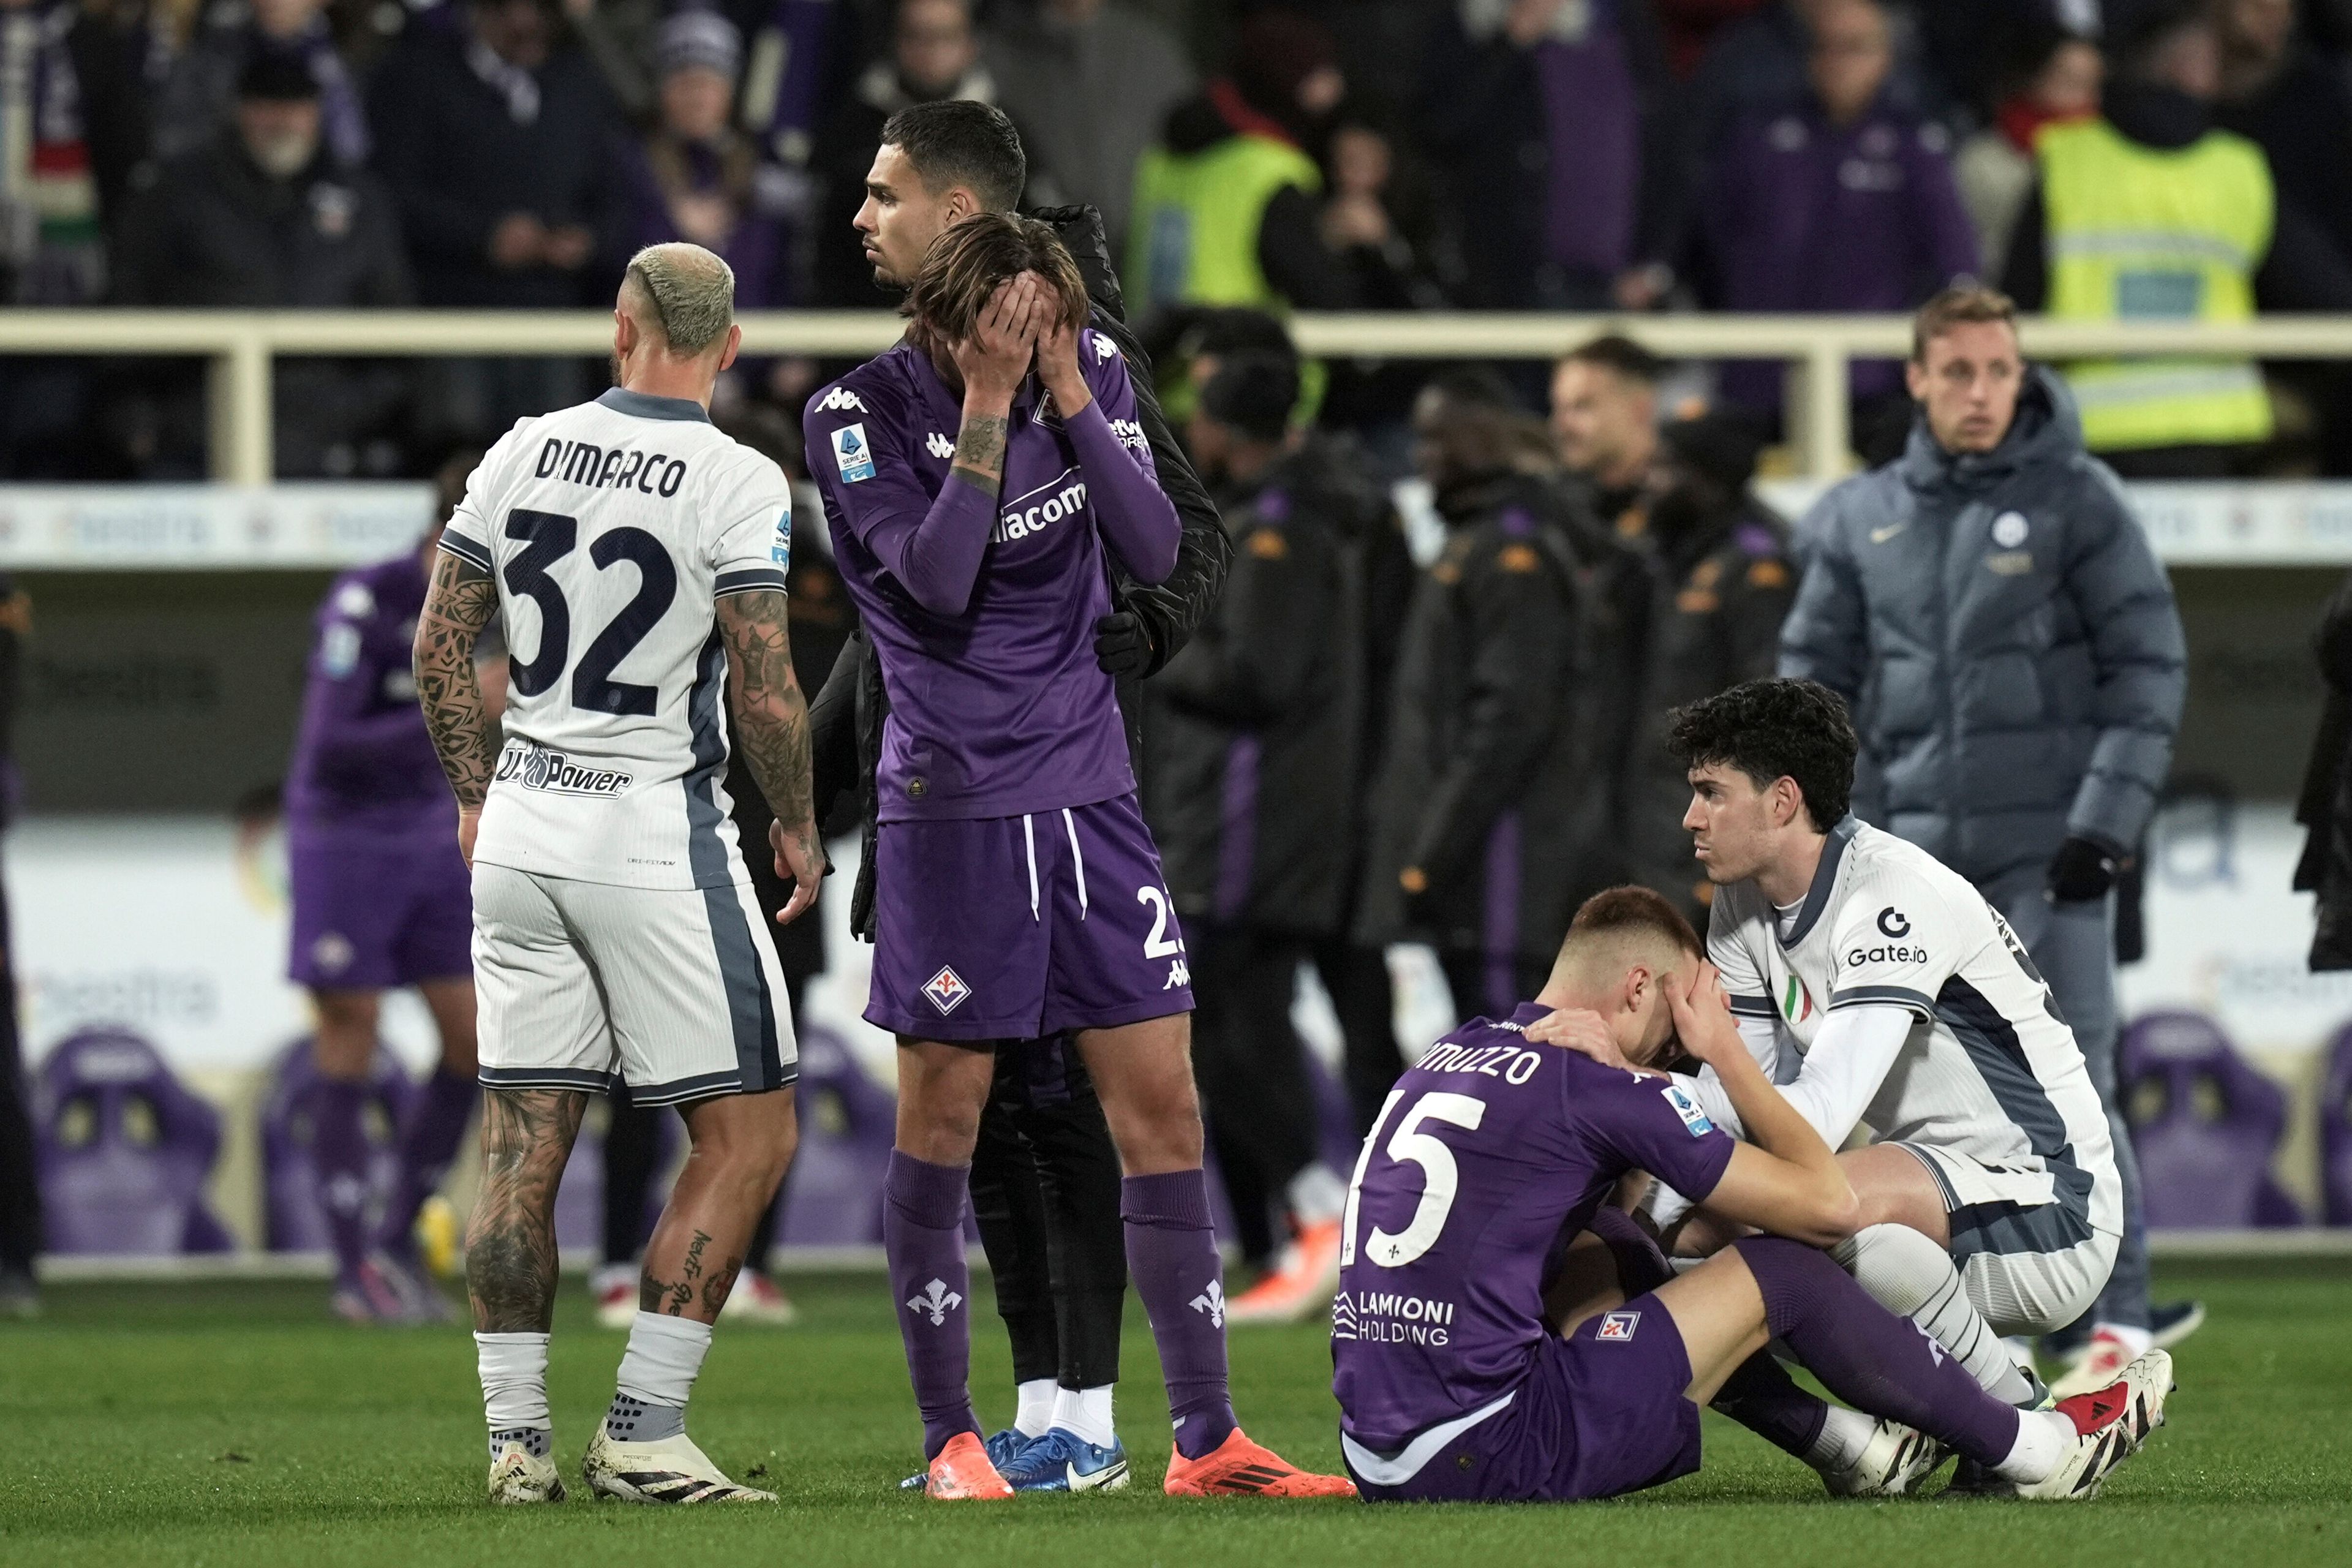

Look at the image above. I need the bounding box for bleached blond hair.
[622,242,736,356]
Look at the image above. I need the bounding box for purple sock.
[1123,1170,1237,1460]
[1734,1237,2019,1466]
[884,1152,980,1460]
[375,1069,477,1258]
[311,1078,374,1283]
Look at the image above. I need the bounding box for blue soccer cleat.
[997,1428,1131,1493]
[899,1428,1034,1491]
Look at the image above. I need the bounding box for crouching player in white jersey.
[1532,677,2143,1495]
[415,242,826,1506]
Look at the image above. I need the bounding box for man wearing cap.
[627,10,794,309]
[111,52,412,475]
[1621,412,1797,924]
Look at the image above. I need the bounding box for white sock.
[612,1311,714,1435]
[1834,1224,2032,1404]
[1287,1164,1349,1225]
[2095,1322,2154,1356]
[477,1330,551,1437]
[1803,1405,1880,1472]
[1051,1384,1117,1449]
[1014,1378,1056,1439]
[1992,1409,2074,1484]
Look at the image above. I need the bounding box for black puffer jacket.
[1144,434,1394,935]
[808,205,1232,938]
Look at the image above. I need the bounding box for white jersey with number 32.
[439,388,793,891]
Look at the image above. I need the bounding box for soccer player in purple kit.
[1332,887,2171,1504]
[284,451,492,1322]
[804,213,1352,1501]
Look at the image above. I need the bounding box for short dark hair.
[1667,678,1856,832]
[1424,365,1522,413]
[1566,886,1702,960]
[1911,284,2018,363]
[880,99,1026,213]
[1560,333,1664,387]
[902,211,1087,355]
[1199,352,1298,443]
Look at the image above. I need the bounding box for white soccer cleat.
[1819,1419,1947,1498]
[487,1441,567,1505]
[2003,1349,2171,1501]
[718,1272,799,1327]
[582,1426,775,1504]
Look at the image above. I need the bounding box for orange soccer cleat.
[1224,1218,1344,1325]
[924,1431,1016,1500]
[1163,1429,1357,1498]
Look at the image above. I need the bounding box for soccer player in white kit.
[414,243,826,1506]
[1532,678,2129,1494]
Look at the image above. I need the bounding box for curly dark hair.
[1667,678,1856,832]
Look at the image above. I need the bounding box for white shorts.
[1957,1227,2117,1338]
[472,864,797,1107]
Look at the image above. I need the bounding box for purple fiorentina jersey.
[284,549,453,829]
[1333,1005,1737,1452]
[804,330,1156,821]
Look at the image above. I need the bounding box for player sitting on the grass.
[417,241,824,1507]
[1333,887,2170,1504]
[803,213,1350,1501]
[1527,679,2126,1485]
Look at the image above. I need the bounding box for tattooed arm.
[715,587,826,925]
[465,1088,587,1332]
[414,547,503,863]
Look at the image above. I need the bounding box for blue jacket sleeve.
[1776,487,1871,703]
[2061,469,2187,851]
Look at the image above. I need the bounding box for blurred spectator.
[1319,103,1442,310]
[1686,0,1939,130]
[153,0,367,168]
[1359,371,1619,1022]
[812,0,1014,307]
[2296,562,2352,968]
[1418,0,1670,312]
[0,0,107,305]
[2214,0,2352,275]
[1954,26,2101,282]
[1150,350,1362,1305]
[0,574,31,1316]
[1619,410,1794,924]
[985,0,1193,243]
[1550,333,1665,530]
[2002,1,2352,475]
[1654,0,1766,77]
[1697,0,1977,440]
[112,55,412,477]
[368,0,626,309]
[1127,7,1355,312]
[628,10,793,306]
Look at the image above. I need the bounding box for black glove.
[2047,835,2119,904]
[1093,612,1153,679]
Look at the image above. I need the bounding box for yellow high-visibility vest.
[2039,116,2274,451]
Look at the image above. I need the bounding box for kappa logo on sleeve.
[1661,1084,1716,1138]
[1093,333,1118,362]
[925,431,956,459]
[1597,1310,1641,1342]
[831,423,875,483]
[815,386,867,414]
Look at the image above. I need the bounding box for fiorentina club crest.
[1597,1310,1641,1343]
[923,966,971,1015]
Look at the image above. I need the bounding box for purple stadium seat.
[778,1025,895,1248]
[34,1026,235,1255]
[2119,1011,2304,1229]
[259,1038,415,1252]
[2321,1023,2352,1226]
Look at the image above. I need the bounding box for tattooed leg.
[466,1089,588,1333]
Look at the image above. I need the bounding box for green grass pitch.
[4,1258,2346,1567]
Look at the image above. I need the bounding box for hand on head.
[1522,1006,1646,1076]
[1032,277,1091,415]
[950,272,1043,404]
[1660,962,1741,1070]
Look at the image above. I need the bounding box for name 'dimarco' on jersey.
[534,437,691,496]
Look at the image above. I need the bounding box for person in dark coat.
[1359,371,1623,1022]
[1145,352,1359,1310]
[110,53,413,477]
[2294,566,2352,968]
[1621,410,1797,924]
[804,100,1229,1469]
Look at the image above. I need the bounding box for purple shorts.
[869,793,1194,1042]
[287,817,473,990]
[1349,1291,1703,1503]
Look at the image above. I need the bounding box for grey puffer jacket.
[1778,368,2185,885]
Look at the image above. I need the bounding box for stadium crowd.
[3,0,2352,475]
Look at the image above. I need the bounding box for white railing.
[9,309,2352,481]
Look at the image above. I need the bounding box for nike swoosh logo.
[1870,524,1907,544]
